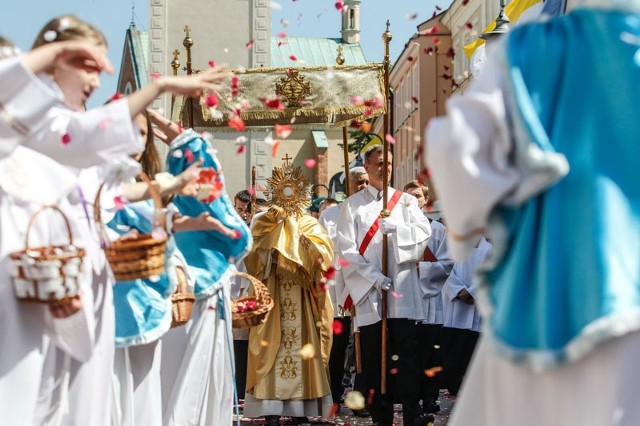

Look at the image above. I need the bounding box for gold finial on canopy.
[336,44,345,65]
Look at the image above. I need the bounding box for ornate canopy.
[171,64,386,129]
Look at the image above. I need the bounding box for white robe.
[0,57,61,157]
[319,204,349,316]
[417,219,453,324]
[441,238,492,332]
[161,270,235,426]
[112,341,163,426]
[337,185,431,328]
[29,100,140,425]
[0,147,94,426]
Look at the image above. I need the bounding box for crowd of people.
[230,148,492,426]
[2,1,639,425]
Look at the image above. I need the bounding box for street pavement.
[234,390,456,425]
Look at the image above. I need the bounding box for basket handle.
[93,171,165,232]
[233,272,264,302]
[25,205,74,249]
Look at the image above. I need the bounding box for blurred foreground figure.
[426,1,640,425]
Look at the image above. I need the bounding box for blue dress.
[165,129,252,298]
[108,200,175,347]
[483,8,640,370]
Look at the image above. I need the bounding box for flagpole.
[380,20,392,396]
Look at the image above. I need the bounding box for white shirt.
[337,185,431,327]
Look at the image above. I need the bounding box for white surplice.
[319,205,349,316]
[336,185,431,328]
[417,219,453,324]
[441,238,492,332]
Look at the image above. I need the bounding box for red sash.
[343,189,404,310]
[422,247,437,262]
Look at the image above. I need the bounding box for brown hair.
[403,179,421,192]
[0,36,18,60]
[137,111,162,179]
[32,15,106,49]
[363,144,384,163]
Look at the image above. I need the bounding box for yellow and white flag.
[464,0,543,59]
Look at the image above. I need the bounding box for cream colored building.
[117,0,369,199]
[386,13,453,192]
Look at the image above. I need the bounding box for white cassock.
[25,98,140,425]
[0,57,61,157]
[441,238,492,332]
[337,185,431,327]
[417,219,453,325]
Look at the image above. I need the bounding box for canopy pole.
[380,19,392,396]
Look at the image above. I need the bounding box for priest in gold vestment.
[243,160,334,424]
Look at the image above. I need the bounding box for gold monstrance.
[264,154,311,218]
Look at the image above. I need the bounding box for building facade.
[387,13,453,193]
[117,0,370,199]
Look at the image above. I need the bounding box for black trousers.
[329,317,351,403]
[359,319,425,425]
[441,327,479,396]
[233,339,248,400]
[417,323,443,404]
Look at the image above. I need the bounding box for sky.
[2,0,452,107]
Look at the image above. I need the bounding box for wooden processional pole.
[380,19,392,396]
[251,165,257,215]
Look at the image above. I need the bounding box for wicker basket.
[9,206,86,304]
[94,172,167,281]
[171,265,195,328]
[231,272,274,329]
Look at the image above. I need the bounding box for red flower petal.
[61,133,71,146]
[304,159,316,168]
[337,258,350,267]
[208,60,216,68]
[150,72,161,79]
[385,134,396,144]
[275,123,292,139]
[205,93,218,108]
[228,115,246,132]
[335,0,344,11]
[246,40,254,49]
[332,319,343,335]
[324,266,337,280]
[271,139,280,157]
[184,148,194,163]
[289,55,297,61]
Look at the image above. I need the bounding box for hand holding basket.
[10,206,85,304]
[94,172,167,281]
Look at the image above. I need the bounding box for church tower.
[341,0,361,44]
